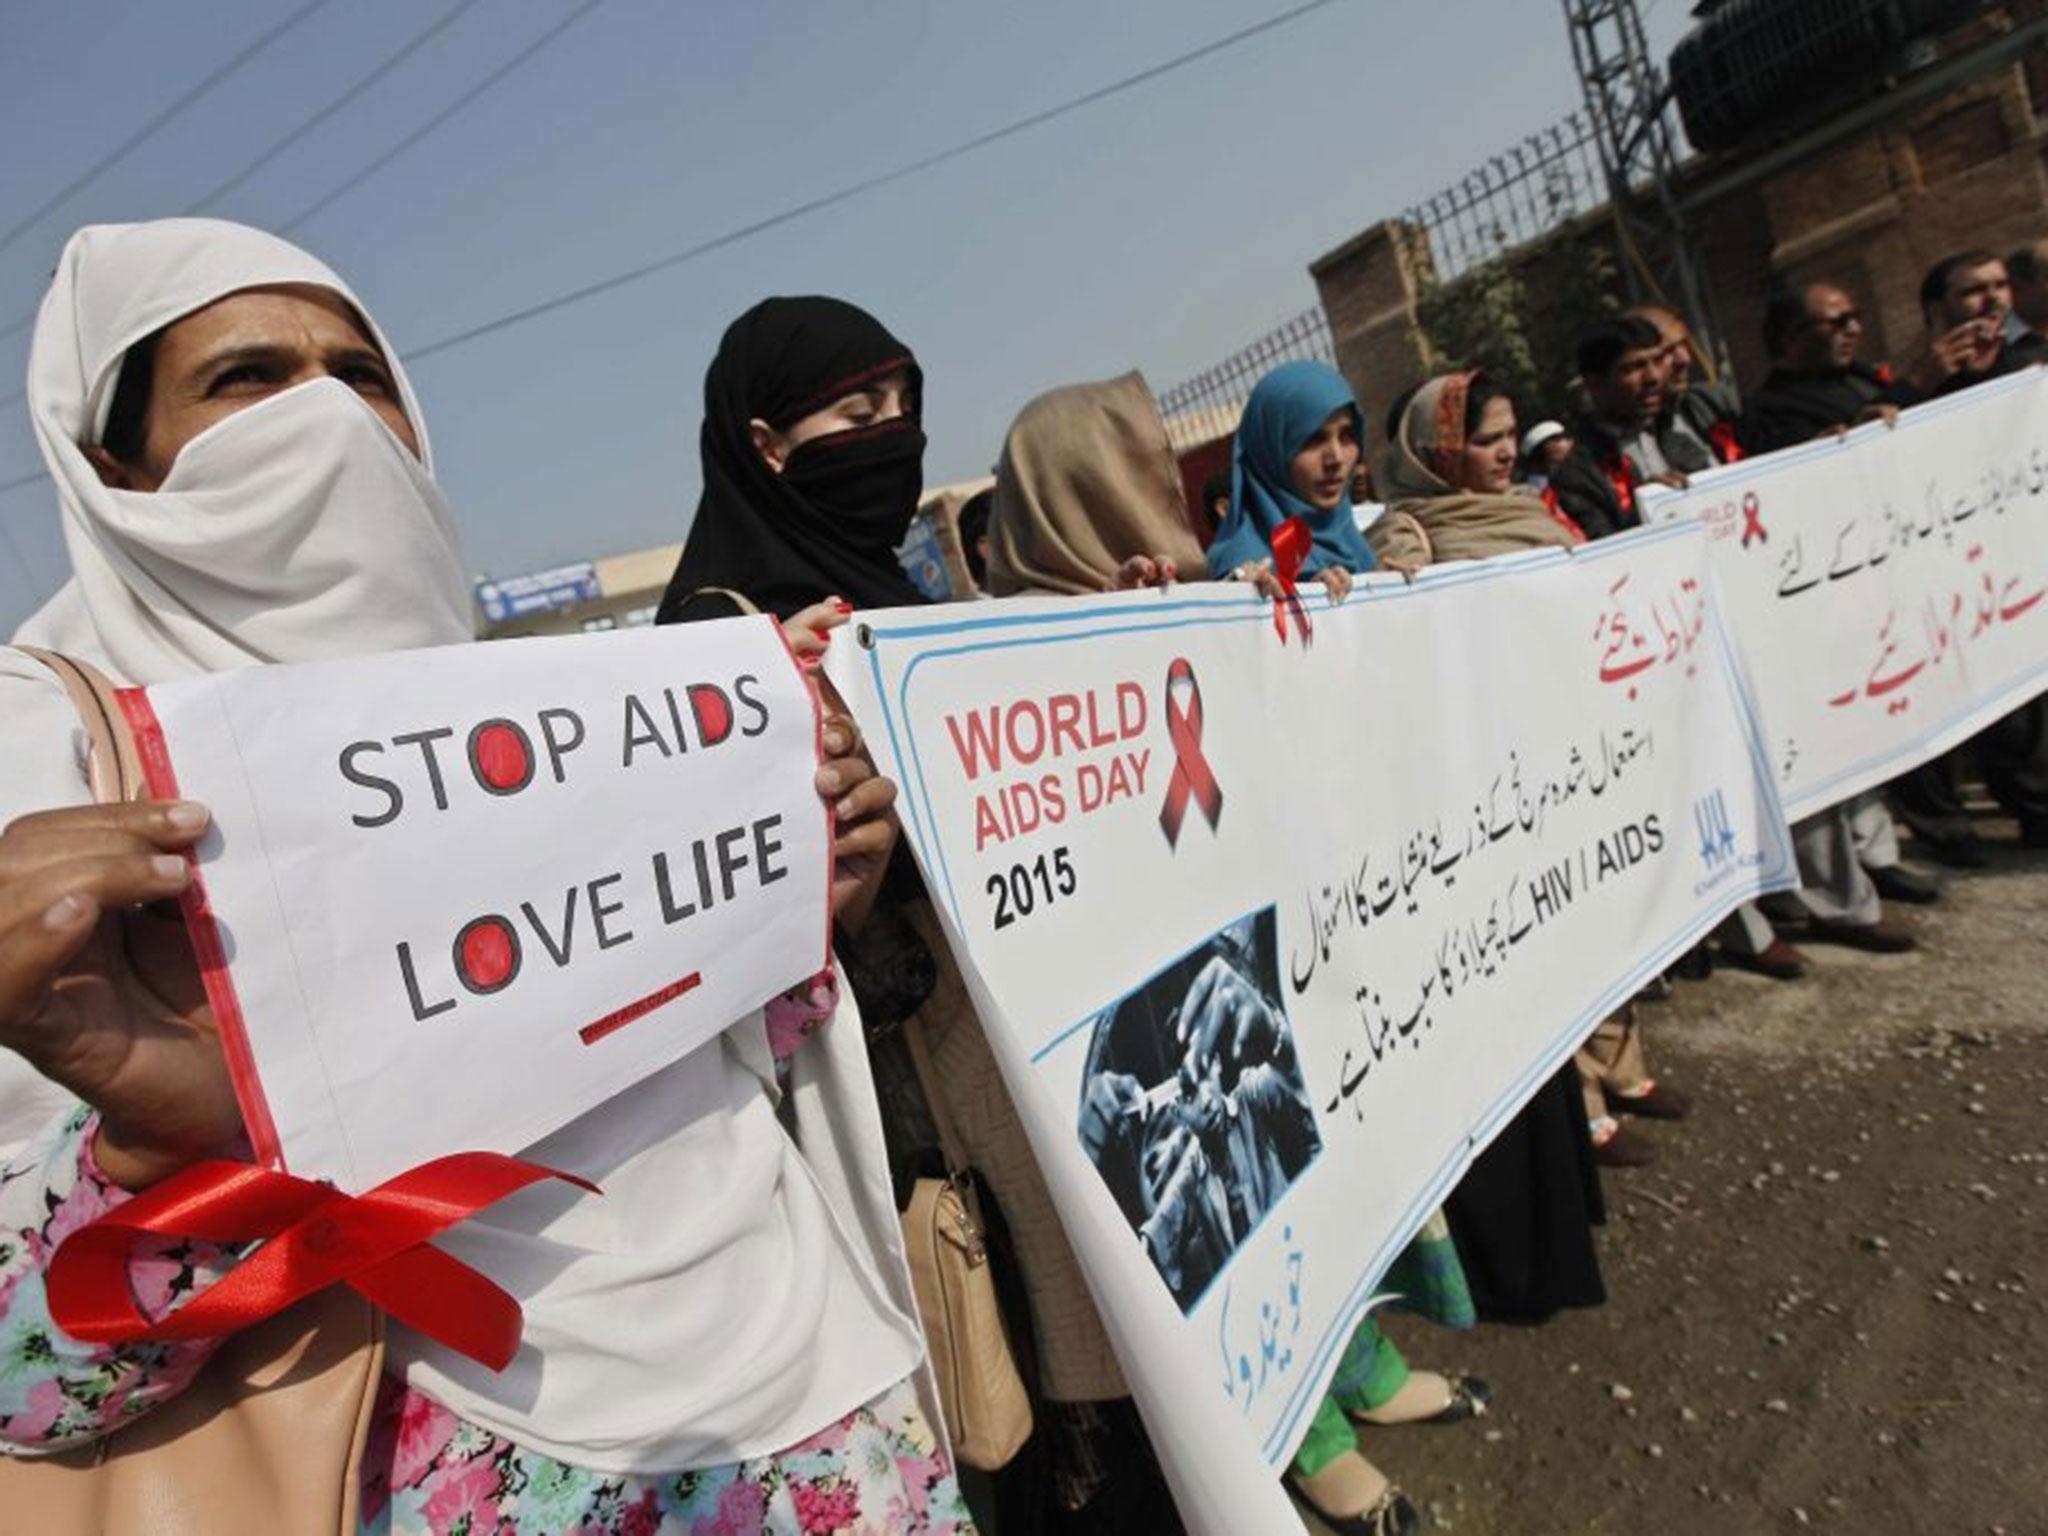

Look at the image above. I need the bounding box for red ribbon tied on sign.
[1269,516,1314,645]
[49,1152,593,1371]
[1158,658,1223,848]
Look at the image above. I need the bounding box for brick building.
[1309,11,2048,430]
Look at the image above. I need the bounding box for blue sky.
[0,0,1693,631]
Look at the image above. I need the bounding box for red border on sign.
[114,687,286,1172]
[767,613,838,973]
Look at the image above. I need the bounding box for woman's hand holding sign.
[786,600,901,935]
[0,799,241,1190]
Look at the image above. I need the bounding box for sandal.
[1349,1372,1491,1426]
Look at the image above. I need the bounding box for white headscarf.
[13,217,472,684]
[4,219,924,1470]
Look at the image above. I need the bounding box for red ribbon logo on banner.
[1739,491,1767,548]
[49,1152,593,1371]
[1158,658,1223,848]
[1269,517,1314,646]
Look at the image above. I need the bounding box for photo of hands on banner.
[1076,908,1320,1311]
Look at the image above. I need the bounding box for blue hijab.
[1205,359,1379,579]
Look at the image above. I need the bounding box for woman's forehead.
[156,283,375,363]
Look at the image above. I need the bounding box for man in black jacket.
[1738,285,1909,455]
[1897,249,2048,403]
[1891,251,2048,860]
[1549,315,1705,540]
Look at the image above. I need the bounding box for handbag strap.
[15,646,143,805]
[900,1014,973,1183]
[693,585,761,616]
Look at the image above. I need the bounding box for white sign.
[133,620,830,1190]
[1641,368,2048,819]
[830,523,1793,1533]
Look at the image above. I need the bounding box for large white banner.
[830,522,1793,1531]
[1641,367,2048,820]
[133,620,830,1190]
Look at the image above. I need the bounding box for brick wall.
[1309,221,1436,449]
[1311,55,2048,412]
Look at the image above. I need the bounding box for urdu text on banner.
[829,520,1794,1533]
[132,619,831,1191]
[1641,366,2048,821]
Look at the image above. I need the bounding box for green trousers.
[1290,1317,1409,1478]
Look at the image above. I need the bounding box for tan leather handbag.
[899,1014,1034,1472]
[1,648,384,1536]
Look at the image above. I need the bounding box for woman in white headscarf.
[0,219,971,1534]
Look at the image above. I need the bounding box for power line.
[0,0,485,347]
[404,0,1345,361]
[0,0,1334,454]
[190,0,485,217]
[0,0,334,260]
[0,1,601,412]
[280,0,603,234]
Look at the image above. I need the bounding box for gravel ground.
[1308,818,2047,1536]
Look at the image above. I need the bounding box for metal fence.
[1399,110,1611,285]
[1152,112,1611,451]
[1154,305,1336,451]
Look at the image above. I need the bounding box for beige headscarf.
[988,371,1207,596]
[1370,370,1582,568]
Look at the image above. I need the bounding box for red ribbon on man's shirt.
[1539,485,1588,544]
[48,1152,593,1370]
[1269,516,1314,645]
[1707,420,1745,464]
[1602,453,1639,522]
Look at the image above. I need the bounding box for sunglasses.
[1807,310,1862,333]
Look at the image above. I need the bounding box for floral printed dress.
[0,981,975,1535]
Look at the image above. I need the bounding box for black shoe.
[1870,865,1940,905]
[1670,943,1715,981]
[1284,1482,1420,1536]
[1923,836,1988,869]
[1348,1374,1493,1427]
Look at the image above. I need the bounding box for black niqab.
[657,296,928,623]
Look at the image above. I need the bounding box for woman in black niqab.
[656,295,928,623]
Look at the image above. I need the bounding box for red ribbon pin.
[1603,452,1639,524]
[1158,658,1223,848]
[1708,420,1745,464]
[49,1152,594,1371]
[1269,516,1314,646]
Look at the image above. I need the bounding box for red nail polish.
[833,600,853,614]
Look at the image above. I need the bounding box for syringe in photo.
[1075,907,1322,1311]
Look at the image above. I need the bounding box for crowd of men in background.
[1494,242,2048,1034]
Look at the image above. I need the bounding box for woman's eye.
[339,364,395,394]
[207,363,269,394]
